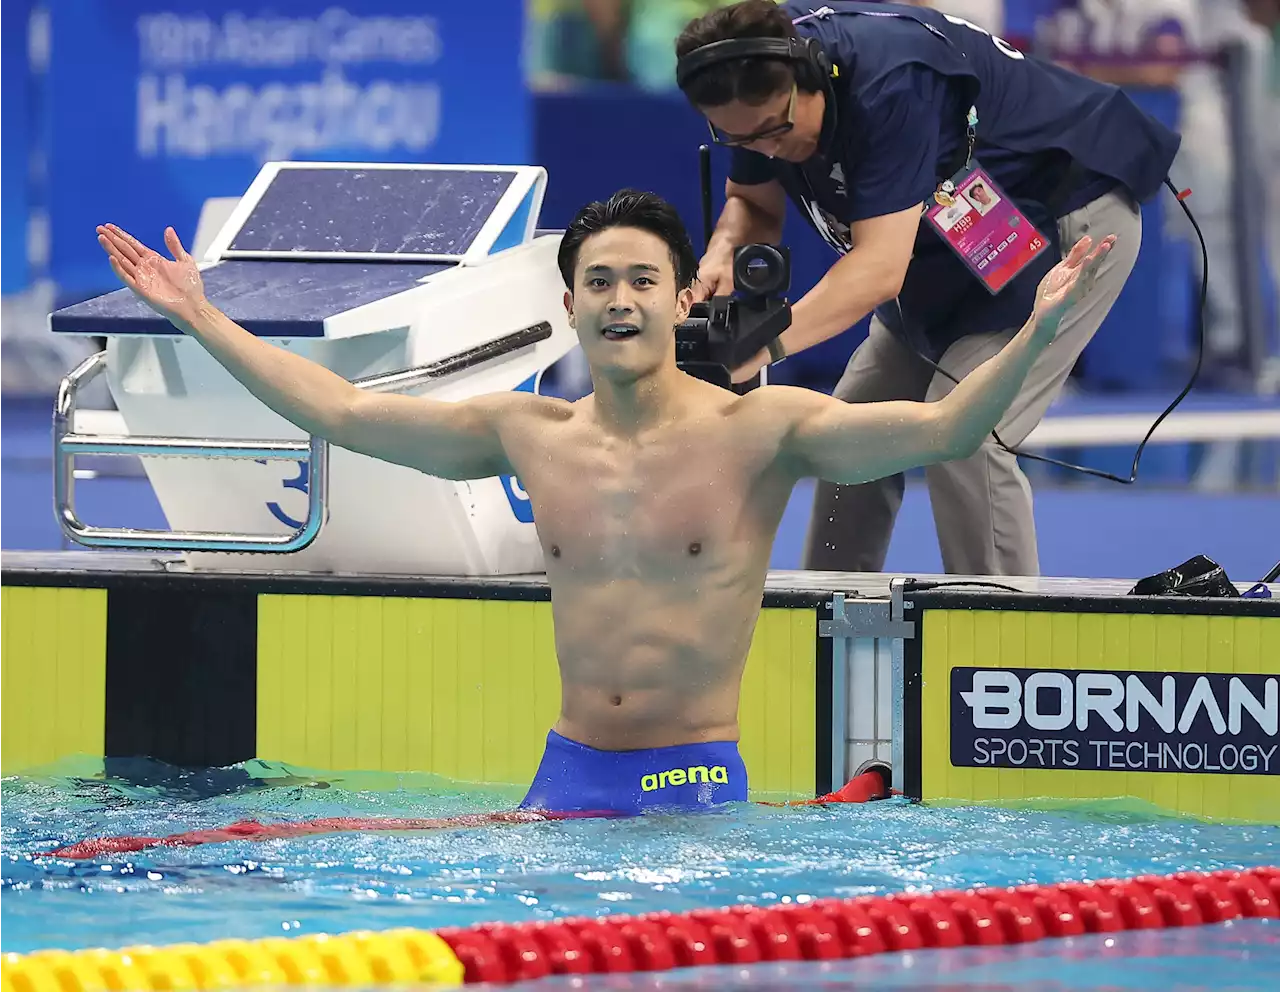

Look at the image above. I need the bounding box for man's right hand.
[97,223,207,329]
[691,247,736,303]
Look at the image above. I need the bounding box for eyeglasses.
[705,83,797,148]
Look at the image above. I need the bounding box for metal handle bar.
[54,351,327,552]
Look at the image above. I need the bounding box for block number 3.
[942,12,1025,61]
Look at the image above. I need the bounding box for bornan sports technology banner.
[952,667,1278,776]
[48,1,529,296]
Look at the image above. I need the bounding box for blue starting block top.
[50,162,547,337]
[228,167,517,258]
[48,260,447,338]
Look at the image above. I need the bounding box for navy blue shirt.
[728,1,1179,355]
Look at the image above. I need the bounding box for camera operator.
[675,1,1181,577]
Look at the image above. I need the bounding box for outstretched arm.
[98,224,520,480]
[777,234,1115,484]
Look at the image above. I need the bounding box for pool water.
[3,759,1278,989]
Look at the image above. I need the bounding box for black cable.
[1262,559,1280,585]
[903,579,1025,593]
[907,177,1209,484]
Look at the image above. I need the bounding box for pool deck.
[4,549,1274,603]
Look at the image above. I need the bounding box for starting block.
[49,161,578,575]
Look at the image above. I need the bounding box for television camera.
[674,242,792,390]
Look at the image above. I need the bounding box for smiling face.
[564,226,694,385]
[698,81,826,162]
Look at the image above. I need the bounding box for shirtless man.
[95,189,1113,815]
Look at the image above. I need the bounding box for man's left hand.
[1032,234,1116,330]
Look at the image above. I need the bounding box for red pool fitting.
[435,866,1280,984]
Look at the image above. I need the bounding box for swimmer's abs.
[548,572,763,673]
[555,686,740,751]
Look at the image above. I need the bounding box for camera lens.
[733,244,789,297]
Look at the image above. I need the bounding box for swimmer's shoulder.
[682,382,821,461]
[717,385,853,466]
[479,390,584,436]
[471,391,572,415]
[722,382,831,426]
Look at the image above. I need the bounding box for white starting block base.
[52,162,578,575]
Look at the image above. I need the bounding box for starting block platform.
[49,162,576,576]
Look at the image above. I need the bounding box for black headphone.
[675,35,834,92]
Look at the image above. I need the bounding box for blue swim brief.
[519,730,748,815]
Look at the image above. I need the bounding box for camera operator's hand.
[732,349,769,384]
[692,247,735,303]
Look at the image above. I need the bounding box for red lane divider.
[43,770,890,860]
[435,867,1280,985]
[42,810,625,859]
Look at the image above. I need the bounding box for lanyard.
[965,105,978,168]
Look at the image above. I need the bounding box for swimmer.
[95,190,1113,816]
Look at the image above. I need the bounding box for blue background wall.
[3,7,1275,584]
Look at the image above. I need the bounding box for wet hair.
[675,0,815,107]
[557,189,698,292]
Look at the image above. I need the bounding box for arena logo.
[640,765,730,792]
[950,667,1278,776]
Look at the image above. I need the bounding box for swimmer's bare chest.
[499,401,797,747]
[520,417,785,580]
[514,414,791,745]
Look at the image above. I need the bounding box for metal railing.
[54,351,327,553]
[52,321,553,553]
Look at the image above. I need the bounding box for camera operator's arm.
[695,172,787,301]
[733,65,951,382]
[773,207,916,350]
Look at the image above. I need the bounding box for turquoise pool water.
[3,759,1277,990]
